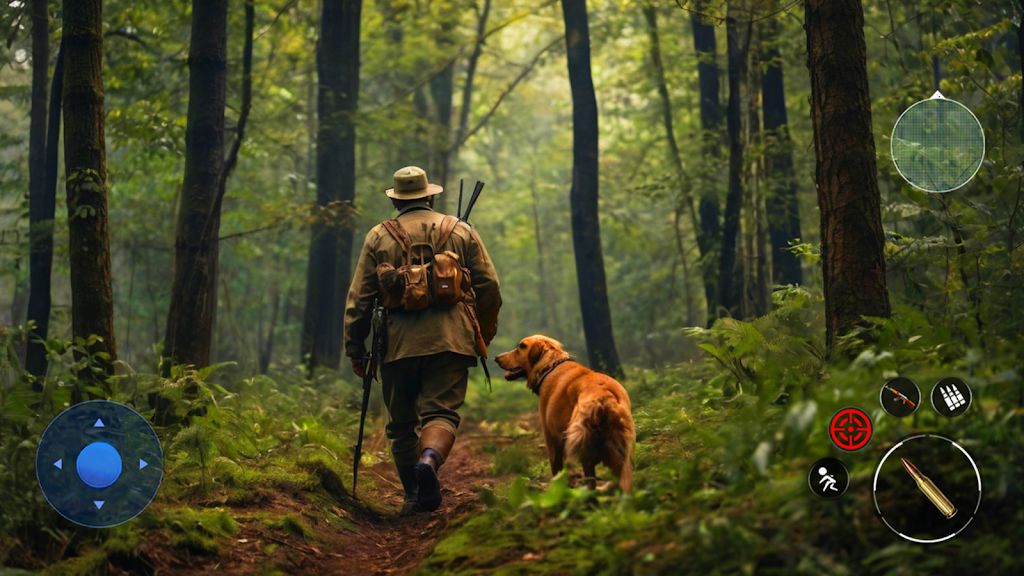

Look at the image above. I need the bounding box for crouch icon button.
[809,457,850,499]
[829,406,873,452]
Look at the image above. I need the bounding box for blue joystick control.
[76,442,122,488]
[37,400,163,528]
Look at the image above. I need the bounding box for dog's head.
[494,335,569,390]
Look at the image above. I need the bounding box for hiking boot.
[396,464,422,516]
[415,427,455,512]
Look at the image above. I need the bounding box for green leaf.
[507,476,529,509]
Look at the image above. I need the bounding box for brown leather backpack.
[377,215,468,311]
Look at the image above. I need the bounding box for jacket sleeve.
[465,226,501,344]
[344,228,380,360]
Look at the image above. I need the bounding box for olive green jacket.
[343,206,501,363]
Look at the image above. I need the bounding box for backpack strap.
[434,215,460,252]
[381,219,412,253]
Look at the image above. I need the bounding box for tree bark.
[164,0,228,372]
[643,3,699,326]
[761,19,802,287]
[690,6,722,316]
[62,0,117,388]
[457,0,492,148]
[805,0,892,347]
[301,0,361,371]
[429,16,454,215]
[717,15,745,319]
[259,285,281,374]
[26,0,52,379]
[560,0,622,377]
[1019,2,1024,143]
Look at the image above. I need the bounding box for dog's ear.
[528,341,546,366]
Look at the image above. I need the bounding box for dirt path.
[148,424,508,576]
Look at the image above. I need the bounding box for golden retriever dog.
[495,335,635,492]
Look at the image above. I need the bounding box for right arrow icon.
[139,459,148,470]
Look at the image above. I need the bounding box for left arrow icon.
[54,459,62,470]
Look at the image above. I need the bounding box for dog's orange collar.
[529,357,574,395]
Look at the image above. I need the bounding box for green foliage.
[422,289,1024,574]
[160,508,239,554]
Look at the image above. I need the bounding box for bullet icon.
[930,377,972,417]
[902,458,957,519]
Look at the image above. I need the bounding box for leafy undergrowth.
[418,288,1024,576]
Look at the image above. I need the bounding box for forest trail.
[146,423,512,576]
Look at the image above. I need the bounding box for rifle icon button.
[880,377,921,418]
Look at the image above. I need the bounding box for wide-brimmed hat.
[385,166,443,200]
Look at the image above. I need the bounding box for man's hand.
[351,357,365,378]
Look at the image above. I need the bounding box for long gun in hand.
[353,301,386,498]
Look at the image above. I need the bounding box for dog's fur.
[495,336,635,492]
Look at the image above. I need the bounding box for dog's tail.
[564,392,636,493]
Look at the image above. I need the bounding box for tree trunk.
[691,6,722,315]
[301,0,361,371]
[717,15,745,319]
[1019,2,1024,143]
[457,0,492,148]
[26,0,51,379]
[762,19,802,287]
[259,285,280,374]
[806,0,892,347]
[430,64,453,213]
[429,10,460,215]
[643,3,699,326]
[63,0,117,388]
[529,180,550,330]
[560,0,623,377]
[164,0,228,372]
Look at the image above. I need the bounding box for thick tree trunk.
[717,16,745,319]
[762,20,803,287]
[806,0,891,347]
[26,0,52,378]
[301,0,361,371]
[691,7,722,316]
[62,0,117,388]
[164,0,228,372]
[560,0,622,377]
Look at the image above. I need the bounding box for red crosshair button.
[828,407,873,452]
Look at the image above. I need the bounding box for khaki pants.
[380,352,476,466]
